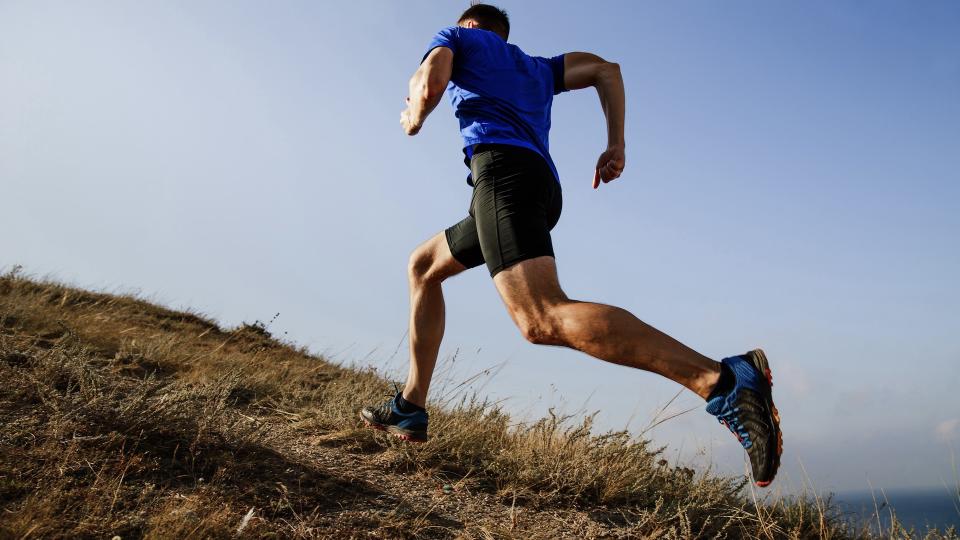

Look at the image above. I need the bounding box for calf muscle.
[493,257,721,399]
[403,233,466,407]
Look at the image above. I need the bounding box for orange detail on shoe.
[771,402,783,456]
[363,420,387,432]
[394,433,426,444]
[766,393,783,487]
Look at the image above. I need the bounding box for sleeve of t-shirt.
[547,54,568,95]
[421,26,459,64]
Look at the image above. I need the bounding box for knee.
[515,311,564,346]
[408,247,441,286]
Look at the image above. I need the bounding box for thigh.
[471,145,561,277]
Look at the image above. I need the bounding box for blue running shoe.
[360,389,429,443]
[706,349,782,487]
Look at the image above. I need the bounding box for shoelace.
[369,384,403,419]
[715,404,752,449]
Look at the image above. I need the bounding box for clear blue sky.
[2,1,958,495]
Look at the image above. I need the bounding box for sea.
[834,487,959,533]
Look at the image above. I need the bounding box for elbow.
[424,84,446,102]
[424,77,449,101]
[596,61,621,83]
[414,80,446,102]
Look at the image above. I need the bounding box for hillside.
[0,269,954,539]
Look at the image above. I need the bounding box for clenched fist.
[593,145,625,189]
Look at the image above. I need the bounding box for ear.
[461,19,479,29]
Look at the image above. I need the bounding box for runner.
[361,3,782,487]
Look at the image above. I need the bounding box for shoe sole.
[746,348,782,487]
[359,412,428,443]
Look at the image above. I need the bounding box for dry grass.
[0,268,956,539]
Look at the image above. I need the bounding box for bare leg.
[493,256,721,399]
[402,232,467,408]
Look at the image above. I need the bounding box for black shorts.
[444,143,563,277]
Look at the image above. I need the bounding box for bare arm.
[401,47,453,136]
[563,52,625,189]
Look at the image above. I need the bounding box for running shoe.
[360,389,429,443]
[706,349,782,487]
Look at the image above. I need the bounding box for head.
[457,3,510,41]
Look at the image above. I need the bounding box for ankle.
[705,362,733,401]
[398,392,426,413]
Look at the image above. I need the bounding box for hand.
[400,97,421,136]
[593,145,625,189]
[400,109,421,136]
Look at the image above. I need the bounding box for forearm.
[595,64,625,148]
[407,72,445,128]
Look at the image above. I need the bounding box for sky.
[2,1,958,495]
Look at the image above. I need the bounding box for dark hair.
[457,3,510,41]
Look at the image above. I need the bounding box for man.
[361,4,782,487]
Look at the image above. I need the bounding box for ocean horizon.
[835,487,959,533]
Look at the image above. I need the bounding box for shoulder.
[422,26,462,62]
[529,54,568,94]
[426,27,508,59]
[427,25,462,46]
[532,53,565,71]
[426,26,499,51]
[434,26,460,38]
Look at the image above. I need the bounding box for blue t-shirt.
[421,26,567,185]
